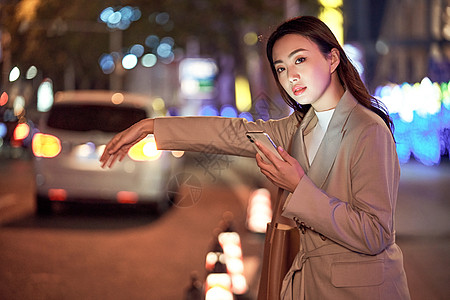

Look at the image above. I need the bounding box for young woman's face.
[272,34,339,111]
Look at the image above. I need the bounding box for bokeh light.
[375,77,450,165]
[13,96,25,116]
[9,67,20,82]
[26,66,38,79]
[235,76,252,112]
[220,105,238,118]
[99,54,115,74]
[243,32,258,46]
[141,54,157,67]
[122,54,138,70]
[111,93,124,105]
[152,97,165,111]
[37,79,54,112]
[199,105,219,116]
[0,92,8,106]
[99,6,141,30]
[145,35,160,49]
[13,123,30,140]
[130,44,145,57]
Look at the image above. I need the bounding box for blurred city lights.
[319,0,344,45]
[74,142,97,159]
[152,97,165,111]
[13,96,25,116]
[130,44,145,57]
[145,35,160,49]
[155,12,170,25]
[0,123,7,138]
[26,66,38,79]
[37,79,54,112]
[111,92,124,105]
[220,105,238,118]
[246,188,272,233]
[141,53,157,67]
[375,77,450,165]
[171,151,185,158]
[0,92,8,106]
[32,133,62,158]
[179,58,218,99]
[343,44,364,77]
[243,32,258,46]
[128,135,162,161]
[13,123,30,141]
[217,231,248,295]
[99,54,115,74]
[157,43,172,58]
[122,54,138,70]
[9,66,20,82]
[99,6,141,30]
[376,40,390,55]
[235,76,252,112]
[199,105,219,116]
[238,112,254,122]
[319,0,343,6]
[205,274,233,300]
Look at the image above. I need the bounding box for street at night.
[0,155,449,299]
[1,1,450,299]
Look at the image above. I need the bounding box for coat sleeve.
[153,115,300,157]
[282,123,400,255]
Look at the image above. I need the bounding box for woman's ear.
[329,48,340,73]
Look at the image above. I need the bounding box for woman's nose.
[288,72,300,83]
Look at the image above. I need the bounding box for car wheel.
[36,195,53,215]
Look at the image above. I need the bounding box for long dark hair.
[266,16,393,133]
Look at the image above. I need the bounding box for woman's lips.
[292,85,306,96]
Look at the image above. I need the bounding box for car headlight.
[32,133,62,158]
[128,135,162,161]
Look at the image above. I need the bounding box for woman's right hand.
[100,118,155,168]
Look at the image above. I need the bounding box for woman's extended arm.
[100,118,155,168]
[100,114,302,169]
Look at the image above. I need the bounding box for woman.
[101,16,410,299]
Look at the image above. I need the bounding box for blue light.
[157,43,172,58]
[130,44,144,57]
[0,123,7,138]
[378,79,450,165]
[99,54,115,74]
[199,105,218,116]
[99,7,114,23]
[145,35,159,49]
[155,12,170,25]
[220,105,237,118]
[239,112,254,121]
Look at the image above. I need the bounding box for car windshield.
[47,104,147,133]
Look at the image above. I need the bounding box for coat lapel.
[291,108,316,173]
[304,92,357,188]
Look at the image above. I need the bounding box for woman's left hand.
[255,142,305,193]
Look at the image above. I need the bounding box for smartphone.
[245,131,284,162]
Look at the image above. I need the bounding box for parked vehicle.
[32,90,183,215]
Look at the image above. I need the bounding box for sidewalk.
[395,160,450,300]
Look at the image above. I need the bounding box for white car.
[32,90,183,215]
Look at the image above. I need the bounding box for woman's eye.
[295,57,305,64]
[276,67,285,73]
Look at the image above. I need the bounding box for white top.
[304,109,335,165]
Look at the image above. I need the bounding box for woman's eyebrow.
[273,48,308,64]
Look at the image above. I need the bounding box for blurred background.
[0,0,449,299]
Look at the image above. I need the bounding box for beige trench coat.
[154,92,410,299]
